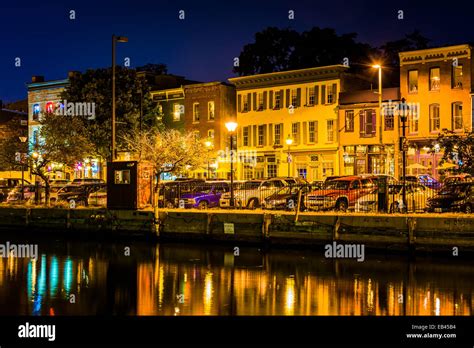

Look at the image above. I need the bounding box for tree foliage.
[60,66,162,160]
[436,130,474,175]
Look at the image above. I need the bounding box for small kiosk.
[106,161,154,210]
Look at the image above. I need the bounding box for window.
[452,102,463,130]
[274,91,281,109]
[452,65,463,88]
[327,120,334,142]
[114,170,131,184]
[32,103,40,121]
[409,104,419,133]
[408,70,418,93]
[173,103,181,121]
[257,93,263,110]
[258,125,264,146]
[429,67,440,91]
[274,124,281,145]
[297,165,307,179]
[345,110,354,132]
[291,122,300,145]
[322,162,334,177]
[208,129,214,139]
[327,85,336,104]
[361,109,375,137]
[193,103,200,122]
[45,102,54,113]
[384,106,394,130]
[290,89,297,107]
[243,126,249,146]
[429,104,440,132]
[308,121,317,143]
[242,94,249,112]
[208,101,215,120]
[267,164,277,178]
[308,88,315,106]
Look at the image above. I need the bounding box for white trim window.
[327,120,334,142]
[193,102,200,122]
[208,101,215,120]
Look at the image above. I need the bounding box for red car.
[305,176,377,211]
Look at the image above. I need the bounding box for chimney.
[31,76,44,83]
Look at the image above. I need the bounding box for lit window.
[408,70,418,93]
[429,67,440,91]
[242,94,249,112]
[290,89,297,107]
[308,88,315,106]
[452,102,463,130]
[291,122,299,145]
[384,106,394,130]
[208,101,215,120]
[258,125,264,146]
[409,104,419,133]
[452,65,463,88]
[274,91,281,109]
[193,103,200,122]
[45,101,54,113]
[32,104,40,121]
[345,110,354,132]
[243,127,249,146]
[257,93,263,110]
[274,124,281,145]
[429,104,440,132]
[327,85,336,104]
[114,170,131,184]
[173,104,181,121]
[208,129,214,139]
[267,164,277,178]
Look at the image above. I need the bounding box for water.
[0,236,472,316]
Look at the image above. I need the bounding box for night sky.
[1,0,473,102]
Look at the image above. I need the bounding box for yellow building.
[338,88,401,177]
[229,66,370,181]
[399,44,473,179]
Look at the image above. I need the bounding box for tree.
[122,129,205,207]
[0,112,92,204]
[60,67,162,161]
[233,26,378,76]
[436,130,474,175]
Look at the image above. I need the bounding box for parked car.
[355,183,435,213]
[87,187,107,206]
[306,176,377,211]
[426,182,474,213]
[416,174,442,190]
[180,182,230,209]
[443,174,472,186]
[49,179,71,186]
[0,178,31,202]
[57,183,106,207]
[158,179,206,208]
[262,185,311,211]
[219,178,287,209]
[273,177,309,186]
[6,184,37,204]
[72,178,105,185]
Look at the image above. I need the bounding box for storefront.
[342,145,395,176]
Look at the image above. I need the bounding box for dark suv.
[427,182,474,213]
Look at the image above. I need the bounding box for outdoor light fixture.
[225,121,238,207]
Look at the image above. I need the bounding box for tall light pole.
[19,136,27,201]
[398,98,409,212]
[111,34,128,162]
[225,122,238,207]
[285,135,293,177]
[205,139,213,179]
[372,64,384,172]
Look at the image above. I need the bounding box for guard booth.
[107,161,154,210]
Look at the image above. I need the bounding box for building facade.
[338,88,401,178]
[228,66,370,181]
[399,44,473,179]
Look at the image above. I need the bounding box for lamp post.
[111,34,128,162]
[225,121,238,207]
[398,97,410,212]
[19,136,27,201]
[285,135,293,177]
[205,139,213,179]
[372,64,384,172]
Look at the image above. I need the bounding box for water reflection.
[0,239,472,316]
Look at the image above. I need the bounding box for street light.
[398,97,410,212]
[205,139,213,179]
[19,136,27,201]
[111,34,128,162]
[225,121,238,207]
[372,64,384,158]
[285,135,293,177]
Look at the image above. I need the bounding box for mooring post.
[262,213,272,239]
[333,216,341,241]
